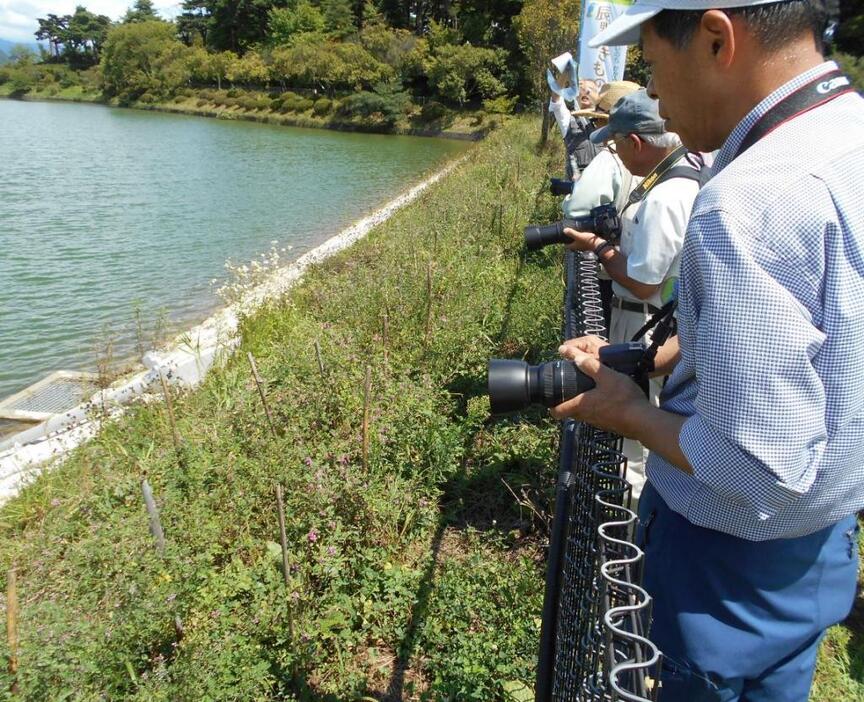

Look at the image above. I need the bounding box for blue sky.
[0,0,179,44]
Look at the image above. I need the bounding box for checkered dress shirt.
[646,62,864,540]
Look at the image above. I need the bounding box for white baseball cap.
[588,0,786,48]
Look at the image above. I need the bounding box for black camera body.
[487,342,650,414]
[523,203,621,251]
[549,177,576,197]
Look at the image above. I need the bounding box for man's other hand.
[559,334,608,361]
[550,347,649,437]
[562,227,597,252]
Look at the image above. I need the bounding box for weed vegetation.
[0,117,565,700]
[0,113,859,701]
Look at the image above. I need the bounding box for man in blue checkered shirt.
[553,0,864,699]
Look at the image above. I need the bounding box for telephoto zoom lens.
[549,178,575,196]
[487,359,595,413]
[523,221,566,251]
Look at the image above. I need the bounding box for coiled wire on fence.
[535,251,662,702]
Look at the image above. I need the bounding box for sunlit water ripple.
[0,100,468,400]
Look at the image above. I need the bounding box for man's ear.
[699,10,736,68]
[629,133,642,153]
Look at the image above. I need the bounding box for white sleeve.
[548,98,571,139]
[561,150,621,218]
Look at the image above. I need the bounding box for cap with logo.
[589,88,666,144]
[589,0,787,48]
[572,80,642,118]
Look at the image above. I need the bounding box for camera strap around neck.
[621,143,689,213]
[734,68,854,159]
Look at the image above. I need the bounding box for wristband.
[593,240,612,257]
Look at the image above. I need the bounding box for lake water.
[0,100,468,401]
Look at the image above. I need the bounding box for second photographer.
[560,89,705,497]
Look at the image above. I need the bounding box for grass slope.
[0,114,859,701]
[0,118,565,700]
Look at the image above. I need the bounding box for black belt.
[613,297,659,314]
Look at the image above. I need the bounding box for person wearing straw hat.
[551,1,864,700]
[562,79,644,225]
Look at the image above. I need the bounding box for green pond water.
[0,99,469,402]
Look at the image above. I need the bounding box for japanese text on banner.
[578,0,633,88]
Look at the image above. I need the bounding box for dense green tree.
[359,23,418,77]
[226,49,269,85]
[322,0,356,38]
[64,6,112,66]
[177,0,211,46]
[425,43,508,105]
[270,34,390,92]
[207,0,278,53]
[101,20,190,99]
[514,0,581,142]
[123,0,160,23]
[35,14,69,58]
[268,2,326,45]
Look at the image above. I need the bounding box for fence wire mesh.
[535,251,662,702]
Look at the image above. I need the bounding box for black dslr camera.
[549,177,576,196]
[487,342,650,413]
[523,203,621,251]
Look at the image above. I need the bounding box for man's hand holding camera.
[550,337,648,435]
[553,334,692,473]
[561,226,603,253]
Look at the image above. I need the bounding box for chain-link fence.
[535,251,662,702]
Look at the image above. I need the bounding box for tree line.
[5,0,864,117]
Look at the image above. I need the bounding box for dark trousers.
[636,481,859,701]
[599,278,614,334]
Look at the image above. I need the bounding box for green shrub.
[312,97,333,115]
[174,95,186,103]
[338,89,409,125]
[196,98,209,107]
[138,92,156,103]
[269,96,283,110]
[419,100,449,122]
[482,95,517,115]
[226,87,242,97]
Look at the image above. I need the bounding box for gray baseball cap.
[589,0,786,47]
[589,89,666,143]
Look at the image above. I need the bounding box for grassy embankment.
[0,81,496,139]
[0,117,564,700]
[0,113,860,701]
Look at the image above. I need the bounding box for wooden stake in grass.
[362,366,372,472]
[140,480,186,642]
[275,485,290,588]
[247,352,277,438]
[7,568,18,695]
[158,371,182,458]
[382,308,390,364]
[275,484,295,643]
[314,340,325,377]
[424,261,434,349]
[141,479,166,555]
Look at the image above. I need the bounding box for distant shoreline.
[0,90,495,142]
